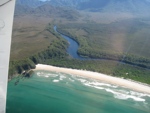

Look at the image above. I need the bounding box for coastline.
[33,64,150,94]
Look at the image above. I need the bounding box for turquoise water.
[6,71,150,113]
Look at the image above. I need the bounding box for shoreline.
[33,64,150,94]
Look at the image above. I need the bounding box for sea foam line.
[76,77,146,102]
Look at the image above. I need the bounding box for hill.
[9,0,150,84]
[78,0,150,14]
[16,0,150,15]
[15,4,80,20]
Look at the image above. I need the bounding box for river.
[54,26,86,60]
[6,27,150,113]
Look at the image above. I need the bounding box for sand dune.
[33,64,150,94]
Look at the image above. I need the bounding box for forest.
[57,22,150,69]
[9,24,150,84]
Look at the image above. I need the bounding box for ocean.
[6,70,150,113]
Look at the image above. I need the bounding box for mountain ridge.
[16,0,150,15]
[14,3,80,20]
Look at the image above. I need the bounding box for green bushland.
[42,58,150,84]
[56,21,150,69]
[9,23,150,84]
[9,58,35,76]
[9,24,68,78]
[9,38,68,78]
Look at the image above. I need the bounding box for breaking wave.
[36,71,150,102]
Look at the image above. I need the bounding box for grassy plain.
[10,15,55,60]
[57,18,150,59]
[10,11,135,59]
[10,11,150,84]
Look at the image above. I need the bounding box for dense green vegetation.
[9,23,150,84]
[57,21,150,69]
[42,58,150,84]
[9,25,68,79]
[9,58,35,76]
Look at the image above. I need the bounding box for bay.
[6,70,150,113]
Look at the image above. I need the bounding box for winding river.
[54,26,86,60]
[54,26,149,69]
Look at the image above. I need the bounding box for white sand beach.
[33,64,150,94]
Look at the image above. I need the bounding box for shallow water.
[6,71,150,113]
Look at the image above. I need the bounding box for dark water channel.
[54,26,87,60]
[54,26,131,66]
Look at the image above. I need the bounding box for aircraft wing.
[0,0,16,113]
